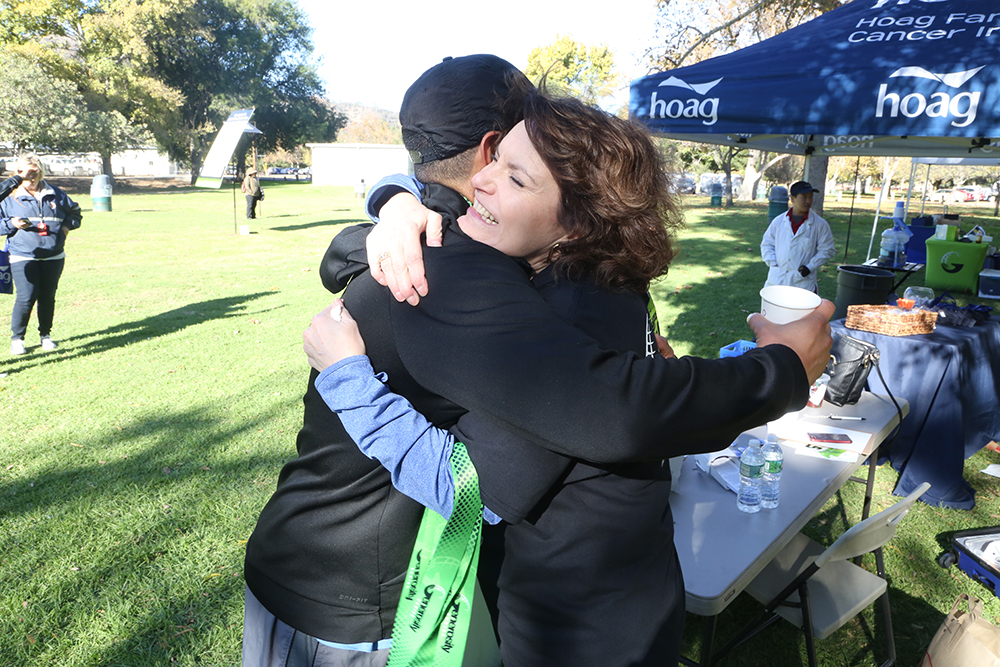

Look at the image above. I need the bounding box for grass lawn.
[1,180,999,666]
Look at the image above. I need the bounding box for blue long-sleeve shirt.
[316,355,501,524]
[363,174,424,223]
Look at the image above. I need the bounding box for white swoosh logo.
[888,66,984,88]
[657,76,724,95]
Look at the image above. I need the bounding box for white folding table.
[672,392,909,666]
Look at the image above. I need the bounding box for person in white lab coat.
[760,181,835,292]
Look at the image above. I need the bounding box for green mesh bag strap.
[645,291,661,335]
[386,442,482,667]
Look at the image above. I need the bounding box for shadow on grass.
[0,383,301,664]
[680,586,941,667]
[1,293,270,375]
[269,217,368,233]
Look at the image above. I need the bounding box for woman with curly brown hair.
[303,89,693,667]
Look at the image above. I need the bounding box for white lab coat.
[760,209,835,292]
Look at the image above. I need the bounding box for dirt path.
[43,176,193,196]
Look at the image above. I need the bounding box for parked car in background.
[76,156,101,176]
[954,187,978,202]
[43,156,82,176]
[676,176,695,194]
[925,188,965,203]
[40,155,101,176]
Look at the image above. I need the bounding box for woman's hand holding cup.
[748,299,835,385]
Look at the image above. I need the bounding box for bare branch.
[676,0,775,66]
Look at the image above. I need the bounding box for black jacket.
[246,183,808,645]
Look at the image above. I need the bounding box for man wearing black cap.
[761,180,835,292]
[241,54,537,667]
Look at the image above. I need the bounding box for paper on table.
[692,448,741,493]
[794,443,859,463]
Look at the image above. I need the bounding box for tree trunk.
[235,152,247,181]
[724,165,733,207]
[739,150,764,201]
[100,151,116,187]
[720,146,738,207]
[189,139,204,186]
[805,154,829,217]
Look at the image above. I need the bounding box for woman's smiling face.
[458,121,569,272]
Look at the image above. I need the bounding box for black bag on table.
[824,333,879,407]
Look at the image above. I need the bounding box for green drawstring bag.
[387,442,486,667]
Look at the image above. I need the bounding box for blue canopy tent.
[630,0,1000,260]
[630,0,1000,158]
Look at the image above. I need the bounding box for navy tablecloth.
[832,316,1000,509]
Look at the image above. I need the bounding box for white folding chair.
[716,482,930,667]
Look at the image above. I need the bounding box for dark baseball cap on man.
[789,181,820,196]
[400,54,530,164]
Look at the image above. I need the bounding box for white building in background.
[307,143,411,187]
[111,148,185,177]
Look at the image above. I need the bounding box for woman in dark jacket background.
[0,154,82,355]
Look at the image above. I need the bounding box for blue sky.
[296,0,661,113]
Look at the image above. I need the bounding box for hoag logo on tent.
[649,76,722,126]
[875,66,984,128]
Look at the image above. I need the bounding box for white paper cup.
[759,285,821,324]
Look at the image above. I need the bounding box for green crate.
[925,239,990,293]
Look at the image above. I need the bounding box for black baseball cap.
[789,181,820,196]
[400,54,530,164]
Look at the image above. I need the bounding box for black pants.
[11,258,64,340]
[246,195,258,219]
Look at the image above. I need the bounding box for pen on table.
[827,415,865,421]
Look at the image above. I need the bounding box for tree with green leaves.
[143,0,345,183]
[0,51,90,153]
[526,35,621,106]
[0,0,344,183]
[0,0,185,175]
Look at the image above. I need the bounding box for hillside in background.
[334,103,401,144]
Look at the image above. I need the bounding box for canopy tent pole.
[232,158,238,235]
[843,156,861,264]
[904,159,917,218]
[866,159,892,262]
[919,164,932,216]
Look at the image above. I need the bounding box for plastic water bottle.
[878,202,910,269]
[737,439,764,513]
[878,226,908,268]
[761,434,783,509]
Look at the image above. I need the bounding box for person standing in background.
[760,180,835,292]
[0,154,82,355]
[242,168,263,219]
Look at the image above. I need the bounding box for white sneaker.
[10,339,26,355]
[41,336,57,351]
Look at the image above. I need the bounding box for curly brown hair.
[521,90,683,293]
